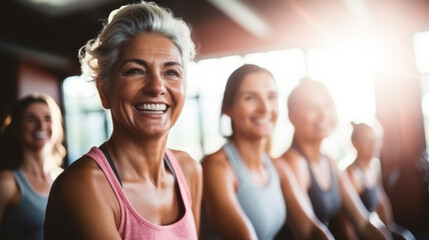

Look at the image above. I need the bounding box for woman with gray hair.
[44,2,202,239]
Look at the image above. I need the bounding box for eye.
[163,70,182,80]
[244,94,256,101]
[268,92,278,101]
[25,115,37,122]
[45,115,52,122]
[124,68,145,77]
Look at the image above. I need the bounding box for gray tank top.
[225,142,286,240]
[0,170,48,240]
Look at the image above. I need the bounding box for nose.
[143,72,166,96]
[257,97,269,113]
[35,118,46,130]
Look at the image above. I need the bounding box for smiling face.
[352,125,378,160]
[289,86,337,142]
[225,72,278,140]
[18,102,53,150]
[98,33,185,139]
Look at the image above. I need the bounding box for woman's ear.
[96,80,111,109]
[223,107,233,118]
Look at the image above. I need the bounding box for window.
[414,31,429,151]
[62,76,112,165]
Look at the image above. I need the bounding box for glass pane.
[307,38,382,160]
[414,31,429,74]
[62,76,111,165]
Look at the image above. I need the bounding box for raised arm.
[274,158,334,240]
[44,157,122,240]
[202,152,258,240]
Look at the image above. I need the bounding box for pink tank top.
[85,147,198,240]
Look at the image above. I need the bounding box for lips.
[135,103,168,113]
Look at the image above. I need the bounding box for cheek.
[171,83,186,113]
[272,106,279,118]
[20,123,33,134]
[47,123,53,134]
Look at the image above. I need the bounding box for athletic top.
[359,185,379,212]
[85,145,198,240]
[307,156,342,226]
[200,142,286,240]
[0,170,48,240]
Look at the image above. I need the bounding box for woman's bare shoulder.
[56,156,102,182]
[45,156,120,240]
[0,169,14,183]
[50,156,111,201]
[201,148,228,167]
[278,149,305,169]
[0,170,17,205]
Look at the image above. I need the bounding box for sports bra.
[359,185,379,212]
[306,156,342,225]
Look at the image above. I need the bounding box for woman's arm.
[333,161,392,240]
[0,171,18,227]
[275,156,334,240]
[373,160,416,240]
[44,157,122,240]
[202,151,258,240]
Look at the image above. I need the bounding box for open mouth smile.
[32,131,48,139]
[135,103,168,114]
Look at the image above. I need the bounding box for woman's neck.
[230,135,267,169]
[106,132,169,186]
[354,154,372,169]
[20,148,50,176]
[291,135,322,163]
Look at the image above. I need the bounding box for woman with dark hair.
[345,122,415,240]
[0,93,65,240]
[44,1,202,239]
[200,64,286,239]
[276,78,392,239]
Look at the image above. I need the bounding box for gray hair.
[79,1,196,92]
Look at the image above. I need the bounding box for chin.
[138,129,170,139]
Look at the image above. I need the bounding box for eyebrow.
[121,59,183,68]
[239,90,278,95]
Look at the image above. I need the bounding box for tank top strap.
[11,170,27,191]
[164,149,192,207]
[306,156,335,190]
[11,170,47,200]
[223,142,247,182]
[99,143,122,186]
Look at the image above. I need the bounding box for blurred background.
[1,0,429,237]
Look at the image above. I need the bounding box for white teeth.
[254,118,270,124]
[135,103,167,112]
[33,131,47,139]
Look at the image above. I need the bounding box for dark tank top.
[306,156,342,226]
[359,185,379,212]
